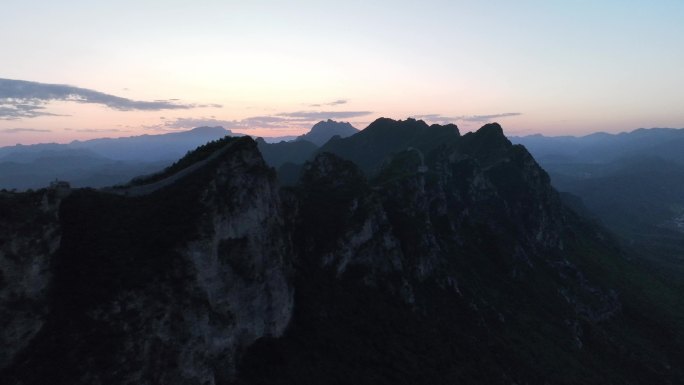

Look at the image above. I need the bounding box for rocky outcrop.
[297,123,567,282]
[1,138,293,385]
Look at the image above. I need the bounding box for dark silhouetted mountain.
[2,121,684,384]
[255,137,318,169]
[318,117,460,175]
[295,119,358,146]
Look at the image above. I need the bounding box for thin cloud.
[0,128,52,133]
[0,78,222,119]
[156,109,372,132]
[459,113,522,122]
[309,99,348,107]
[160,116,291,130]
[0,103,66,120]
[413,112,522,123]
[411,114,449,121]
[67,128,126,133]
[278,110,372,120]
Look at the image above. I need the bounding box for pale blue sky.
[1,0,682,145]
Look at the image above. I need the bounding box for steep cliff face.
[1,137,293,385]
[294,124,570,288]
[0,187,67,371]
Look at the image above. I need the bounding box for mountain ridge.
[317,117,460,175]
[1,119,683,384]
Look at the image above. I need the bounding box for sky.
[1,0,683,146]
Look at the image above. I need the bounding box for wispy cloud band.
[277,110,372,120]
[413,112,522,123]
[309,99,348,107]
[152,110,372,132]
[0,128,52,133]
[0,78,221,120]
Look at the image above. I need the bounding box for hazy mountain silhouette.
[0,122,356,190]
[68,126,233,161]
[0,149,168,190]
[512,128,684,275]
[0,126,233,189]
[295,119,359,146]
[511,127,684,165]
[0,126,233,162]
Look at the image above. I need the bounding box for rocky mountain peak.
[365,117,430,132]
[296,119,358,146]
[318,117,461,175]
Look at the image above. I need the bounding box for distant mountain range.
[0,121,358,190]
[511,128,684,165]
[512,127,684,275]
[0,126,232,189]
[0,126,232,162]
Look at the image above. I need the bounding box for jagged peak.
[310,119,356,132]
[430,123,460,136]
[316,117,461,175]
[362,118,460,138]
[462,122,510,148]
[365,117,430,132]
[476,122,503,136]
[297,120,359,146]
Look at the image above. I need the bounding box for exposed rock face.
[183,141,293,378]
[294,153,404,276]
[0,187,67,371]
[1,137,293,385]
